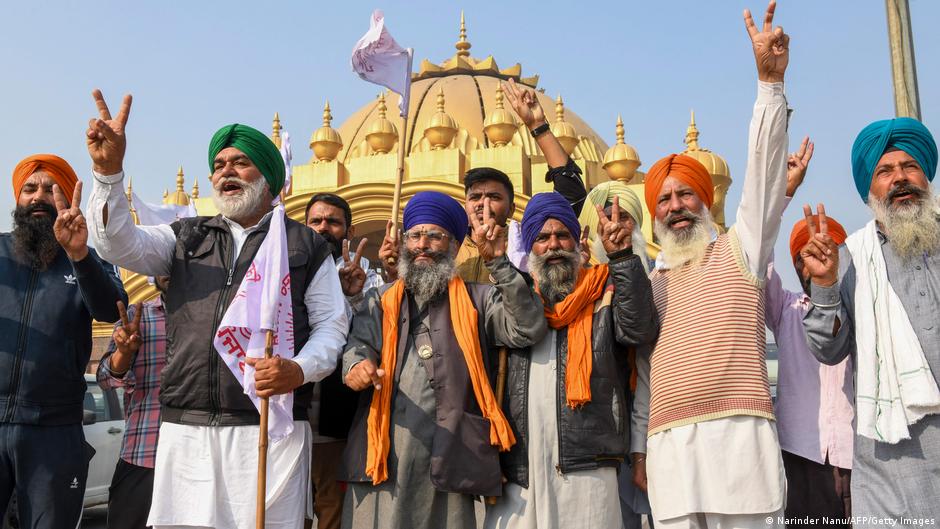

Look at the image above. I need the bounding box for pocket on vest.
[431,411,501,496]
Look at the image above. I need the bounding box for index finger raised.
[611,196,620,224]
[52,184,69,212]
[816,203,829,235]
[117,300,129,327]
[70,181,83,211]
[353,238,368,265]
[762,0,777,33]
[743,8,758,37]
[342,239,351,265]
[132,302,143,327]
[92,89,113,121]
[116,94,133,127]
[802,204,818,237]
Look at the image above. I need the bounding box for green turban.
[208,124,285,196]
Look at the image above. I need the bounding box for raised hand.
[467,197,507,262]
[502,78,545,129]
[799,203,839,287]
[339,238,369,297]
[86,89,132,175]
[108,301,143,374]
[596,196,633,254]
[786,136,814,197]
[345,358,386,391]
[744,0,789,83]
[579,225,592,267]
[378,220,400,282]
[53,181,88,261]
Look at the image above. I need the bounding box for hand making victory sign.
[378,220,400,282]
[52,181,89,261]
[108,301,143,374]
[579,226,592,267]
[799,204,839,288]
[467,197,507,262]
[786,136,815,197]
[744,0,789,84]
[502,77,545,130]
[339,238,369,297]
[86,89,133,176]
[596,196,634,254]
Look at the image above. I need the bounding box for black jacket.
[0,235,126,425]
[160,214,331,426]
[500,251,658,487]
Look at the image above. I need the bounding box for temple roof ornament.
[165,165,190,206]
[602,115,641,182]
[365,92,398,155]
[311,101,344,162]
[681,110,729,178]
[272,112,282,149]
[191,179,199,200]
[483,82,517,147]
[424,86,459,150]
[551,95,580,155]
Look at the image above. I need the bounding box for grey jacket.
[500,251,658,487]
[338,255,546,496]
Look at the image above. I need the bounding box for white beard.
[654,207,714,269]
[869,189,940,262]
[398,243,457,309]
[212,177,269,222]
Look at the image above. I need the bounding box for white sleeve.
[734,81,789,277]
[87,170,176,276]
[293,259,350,384]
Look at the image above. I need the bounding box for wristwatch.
[530,122,550,138]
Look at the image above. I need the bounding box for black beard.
[318,231,343,259]
[12,204,60,270]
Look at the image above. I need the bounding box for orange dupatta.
[364,277,516,485]
[540,264,609,408]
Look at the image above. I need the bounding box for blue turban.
[851,117,937,200]
[402,191,468,243]
[521,192,581,253]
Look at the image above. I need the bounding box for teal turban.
[851,117,937,201]
[208,124,285,196]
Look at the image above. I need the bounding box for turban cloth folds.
[521,192,581,253]
[851,117,937,201]
[208,124,285,196]
[579,180,644,232]
[643,154,713,215]
[402,191,468,244]
[13,154,79,202]
[789,216,847,262]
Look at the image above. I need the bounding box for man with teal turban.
[802,117,940,522]
[84,90,349,529]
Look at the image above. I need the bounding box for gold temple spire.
[550,94,579,154]
[684,110,701,150]
[483,82,517,147]
[165,166,190,206]
[311,100,344,162]
[602,115,641,182]
[272,112,282,148]
[455,11,471,58]
[680,110,731,228]
[191,179,199,199]
[163,189,169,202]
[365,92,399,155]
[126,178,139,224]
[425,85,458,150]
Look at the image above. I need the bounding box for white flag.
[213,202,295,440]
[131,191,197,226]
[351,9,413,117]
[279,131,293,195]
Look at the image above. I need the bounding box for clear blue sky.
[1,0,938,292]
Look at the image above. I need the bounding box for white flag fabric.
[213,202,295,441]
[279,131,293,195]
[131,191,197,226]
[351,9,413,117]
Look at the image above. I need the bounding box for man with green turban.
[85,90,348,529]
[802,117,940,522]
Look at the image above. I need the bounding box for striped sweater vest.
[647,230,773,436]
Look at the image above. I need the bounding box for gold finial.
[165,166,190,206]
[616,115,625,144]
[550,94,579,154]
[425,85,458,150]
[191,179,199,199]
[603,115,641,182]
[272,112,282,148]
[176,166,184,191]
[495,83,506,109]
[126,177,139,224]
[484,82,517,147]
[455,11,471,58]
[436,85,446,112]
[366,92,398,155]
[163,188,169,202]
[377,92,388,119]
[125,177,133,202]
[555,95,565,122]
[685,109,700,150]
[311,100,344,162]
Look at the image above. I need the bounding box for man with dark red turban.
[1,154,126,529]
[632,2,793,526]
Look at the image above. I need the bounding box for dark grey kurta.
[804,223,940,524]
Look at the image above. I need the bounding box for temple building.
[89,13,731,359]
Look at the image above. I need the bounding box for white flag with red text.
[351,9,413,117]
[213,202,295,441]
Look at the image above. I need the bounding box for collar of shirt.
[221,210,275,260]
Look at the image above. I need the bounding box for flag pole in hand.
[256,330,274,529]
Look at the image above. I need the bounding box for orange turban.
[12,154,78,203]
[643,154,714,214]
[789,217,847,262]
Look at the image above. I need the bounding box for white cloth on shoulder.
[846,219,940,443]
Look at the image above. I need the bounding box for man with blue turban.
[802,117,940,522]
[485,192,657,529]
[84,90,349,528]
[338,191,545,529]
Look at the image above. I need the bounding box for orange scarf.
[365,277,516,485]
[540,264,609,408]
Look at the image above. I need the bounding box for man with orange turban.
[633,2,793,527]
[337,191,545,529]
[2,154,126,529]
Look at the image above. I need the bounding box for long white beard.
[869,190,940,262]
[212,177,268,222]
[528,248,582,305]
[398,244,457,309]
[654,207,714,269]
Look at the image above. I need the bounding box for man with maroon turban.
[1,154,126,529]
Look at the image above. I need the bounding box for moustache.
[16,202,58,221]
[886,182,927,203]
[664,209,697,227]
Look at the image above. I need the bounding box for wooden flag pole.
[256,330,274,529]
[486,346,509,506]
[387,91,410,265]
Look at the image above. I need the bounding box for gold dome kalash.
[681,110,732,230]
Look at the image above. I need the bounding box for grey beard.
[398,246,456,309]
[212,177,269,223]
[529,248,581,305]
[869,190,940,262]
[654,207,713,269]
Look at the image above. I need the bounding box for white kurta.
[484,330,622,529]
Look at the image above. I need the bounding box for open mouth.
[30,210,49,217]
[668,216,693,229]
[891,190,915,203]
[546,256,565,265]
[220,181,243,196]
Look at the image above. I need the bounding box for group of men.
[1,1,939,528]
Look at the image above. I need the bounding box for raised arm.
[84,89,176,276]
[735,0,791,277]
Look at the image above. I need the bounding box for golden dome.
[602,115,641,182]
[682,110,729,177]
[164,166,190,206]
[550,95,580,155]
[365,92,399,155]
[424,86,458,150]
[310,101,343,162]
[483,83,517,147]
